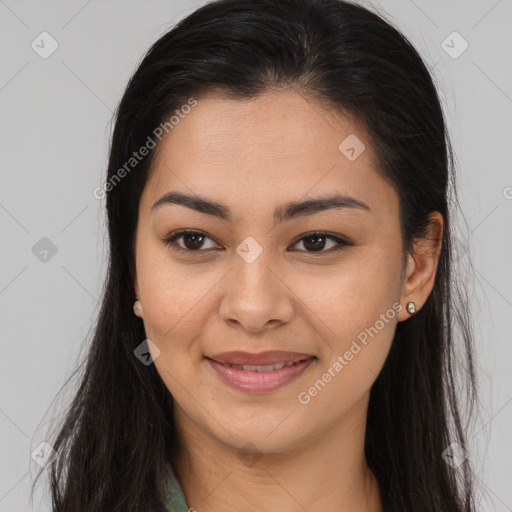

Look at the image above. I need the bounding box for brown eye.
[164,230,219,252]
[292,232,351,254]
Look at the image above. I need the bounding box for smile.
[205,352,316,393]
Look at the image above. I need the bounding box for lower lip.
[206,357,316,393]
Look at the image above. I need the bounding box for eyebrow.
[151,191,370,222]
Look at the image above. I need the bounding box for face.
[133,88,410,455]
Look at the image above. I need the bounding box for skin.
[133,87,443,512]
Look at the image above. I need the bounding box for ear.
[397,211,444,321]
[133,271,143,318]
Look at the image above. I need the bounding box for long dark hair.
[33,0,478,510]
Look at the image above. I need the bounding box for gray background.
[0,0,511,510]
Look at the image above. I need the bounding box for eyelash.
[163,229,353,256]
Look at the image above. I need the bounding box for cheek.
[136,246,219,343]
[298,286,398,416]
[298,250,401,382]
[301,248,402,329]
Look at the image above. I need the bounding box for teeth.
[229,361,294,371]
[220,358,312,371]
[254,364,275,372]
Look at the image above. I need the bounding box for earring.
[133,297,143,316]
[406,301,416,314]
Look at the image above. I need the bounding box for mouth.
[205,351,316,393]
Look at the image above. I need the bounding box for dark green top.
[164,466,190,512]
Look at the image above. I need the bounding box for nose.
[218,247,295,334]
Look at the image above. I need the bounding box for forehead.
[142,89,398,219]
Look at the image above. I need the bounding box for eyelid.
[164,229,354,256]
[164,229,221,253]
[290,231,353,248]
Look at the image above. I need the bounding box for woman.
[36,0,478,510]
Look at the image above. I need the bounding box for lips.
[205,350,316,392]
[207,350,314,366]
[206,354,316,393]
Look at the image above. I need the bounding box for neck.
[171,395,383,512]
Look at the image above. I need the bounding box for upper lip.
[207,351,314,365]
